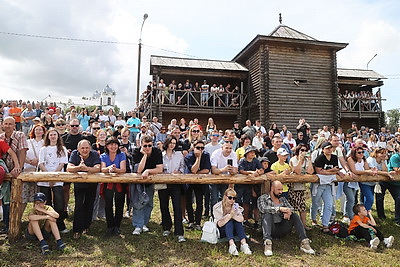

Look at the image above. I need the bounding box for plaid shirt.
[257,193,294,214]
[0,131,28,170]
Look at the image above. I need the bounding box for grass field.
[0,190,399,266]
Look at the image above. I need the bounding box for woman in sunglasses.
[289,144,314,230]
[213,188,252,256]
[183,125,202,152]
[347,146,377,214]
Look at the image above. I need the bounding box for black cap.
[244,145,258,155]
[259,157,270,163]
[34,192,47,202]
[321,142,333,150]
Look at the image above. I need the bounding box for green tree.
[386,108,400,131]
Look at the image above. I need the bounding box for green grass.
[0,191,399,266]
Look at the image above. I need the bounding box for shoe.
[342,217,351,224]
[60,228,70,234]
[370,237,380,249]
[113,227,121,235]
[186,223,194,229]
[177,235,186,243]
[243,220,253,228]
[384,236,394,248]
[142,225,149,232]
[228,244,239,256]
[194,224,202,231]
[163,230,170,237]
[132,228,142,235]
[182,218,189,224]
[123,211,131,218]
[264,239,273,256]
[40,243,51,255]
[82,229,89,235]
[73,232,81,239]
[300,238,315,254]
[240,243,252,255]
[57,240,66,251]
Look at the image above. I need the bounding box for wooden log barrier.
[6,172,400,243]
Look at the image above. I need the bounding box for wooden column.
[9,178,22,243]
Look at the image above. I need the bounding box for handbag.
[130,184,150,210]
[200,218,220,244]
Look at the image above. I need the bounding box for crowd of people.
[0,100,399,256]
[139,79,241,110]
[339,90,381,112]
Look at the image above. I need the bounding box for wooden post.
[9,178,22,243]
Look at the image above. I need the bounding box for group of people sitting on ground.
[0,108,399,256]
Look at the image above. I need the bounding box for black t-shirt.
[69,150,101,188]
[232,127,242,139]
[132,147,163,172]
[263,149,278,172]
[62,133,84,153]
[314,153,339,170]
[92,143,105,155]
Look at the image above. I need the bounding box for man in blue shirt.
[126,112,141,144]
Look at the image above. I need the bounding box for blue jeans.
[342,182,357,219]
[359,183,375,211]
[219,220,246,241]
[311,184,333,227]
[129,131,138,144]
[132,184,154,228]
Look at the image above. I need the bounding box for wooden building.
[144,23,386,132]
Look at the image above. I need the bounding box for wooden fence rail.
[5,172,400,243]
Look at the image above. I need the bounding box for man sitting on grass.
[26,192,66,255]
[258,181,314,256]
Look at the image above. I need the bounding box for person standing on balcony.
[158,79,167,104]
[168,80,176,104]
[201,80,209,106]
[176,83,184,105]
[183,80,192,105]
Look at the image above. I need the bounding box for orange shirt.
[348,215,369,233]
[9,107,22,122]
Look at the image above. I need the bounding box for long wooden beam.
[6,172,399,243]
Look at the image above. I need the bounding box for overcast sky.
[0,0,399,113]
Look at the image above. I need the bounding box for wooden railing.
[6,172,399,243]
[339,96,383,113]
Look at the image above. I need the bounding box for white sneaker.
[163,230,170,237]
[240,243,252,255]
[300,238,315,255]
[142,225,149,232]
[341,217,351,224]
[264,240,273,256]
[370,237,380,249]
[60,228,70,234]
[177,235,186,243]
[228,244,239,256]
[384,236,394,248]
[132,227,142,235]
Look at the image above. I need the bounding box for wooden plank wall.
[244,49,261,124]
[266,45,336,133]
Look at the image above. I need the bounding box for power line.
[0,30,199,58]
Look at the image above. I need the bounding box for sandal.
[322,226,330,233]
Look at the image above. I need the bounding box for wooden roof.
[150,55,248,73]
[269,24,317,40]
[337,68,386,80]
[233,24,348,62]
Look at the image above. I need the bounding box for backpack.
[200,218,220,244]
[328,221,349,238]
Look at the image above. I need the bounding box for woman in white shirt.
[38,128,69,233]
[158,136,186,242]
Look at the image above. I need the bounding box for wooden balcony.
[143,88,248,117]
[339,96,384,119]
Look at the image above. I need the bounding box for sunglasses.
[212,134,219,137]
[227,196,236,200]
[195,146,205,150]
[92,127,100,130]
[56,123,65,126]
[192,130,200,133]
[70,125,80,127]
[142,144,153,148]
[300,149,306,152]
[356,151,364,154]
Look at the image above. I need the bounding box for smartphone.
[227,159,233,166]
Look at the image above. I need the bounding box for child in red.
[348,204,394,249]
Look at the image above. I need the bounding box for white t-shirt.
[98,114,109,123]
[205,143,221,155]
[38,145,68,187]
[24,139,44,171]
[114,120,126,127]
[283,137,297,150]
[210,148,238,174]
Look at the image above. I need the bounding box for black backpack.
[328,221,349,238]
